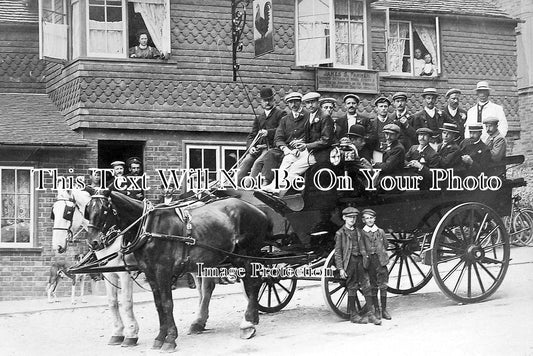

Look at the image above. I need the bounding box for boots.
[348,296,367,324]
[364,295,381,325]
[374,296,382,323]
[381,291,391,320]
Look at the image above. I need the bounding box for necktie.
[477,103,486,123]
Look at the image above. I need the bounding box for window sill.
[0,247,43,254]
[64,56,178,70]
[379,73,448,82]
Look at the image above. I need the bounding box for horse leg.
[143,269,168,350]
[70,277,76,304]
[117,272,139,347]
[239,264,261,339]
[104,273,125,345]
[79,275,87,303]
[158,272,179,352]
[189,276,216,334]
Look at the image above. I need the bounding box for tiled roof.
[0,0,38,24]
[0,93,87,147]
[372,0,513,20]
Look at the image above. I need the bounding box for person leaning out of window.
[129,32,165,59]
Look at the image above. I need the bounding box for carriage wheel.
[321,250,365,320]
[431,203,510,304]
[387,231,432,294]
[256,263,297,313]
[512,210,533,246]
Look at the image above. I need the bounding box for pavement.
[1,246,531,316]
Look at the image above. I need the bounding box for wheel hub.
[466,245,485,262]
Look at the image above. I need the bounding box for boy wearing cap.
[335,94,371,141]
[441,88,467,140]
[334,207,376,324]
[237,88,286,184]
[389,92,416,150]
[437,123,463,170]
[360,209,390,323]
[483,117,506,163]
[459,123,491,175]
[465,81,508,141]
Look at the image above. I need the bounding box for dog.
[46,254,94,304]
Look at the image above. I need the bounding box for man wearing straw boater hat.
[411,88,449,146]
[259,91,304,185]
[465,81,508,141]
[236,87,286,184]
[436,123,462,169]
[441,88,467,140]
[459,123,491,174]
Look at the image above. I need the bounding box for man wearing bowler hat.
[389,92,416,150]
[236,87,286,184]
[459,123,491,175]
[465,81,508,141]
[437,123,463,169]
[259,91,305,185]
[334,94,371,141]
[441,88,467,140]
[411,88,450,146]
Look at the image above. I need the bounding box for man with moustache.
[367,95,393,157]
[258,92,305,185]
[236,87,286,185]
[441,88,467,140]
[334,94,371,141]
[465,81,508,141]
[459,123,491,175]
[389,92,416,151]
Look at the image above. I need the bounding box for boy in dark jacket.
[334,207,379,324]
[361,209,391,323]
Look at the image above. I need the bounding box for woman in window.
[129,32,161,59]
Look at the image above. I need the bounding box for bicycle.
[503,195,533,246]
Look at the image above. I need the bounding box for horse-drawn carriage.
[58,153,525,351]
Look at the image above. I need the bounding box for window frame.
[86,0,128,58]
[385,16,441,77]
[295,0,370,69]
[0,167,35,249]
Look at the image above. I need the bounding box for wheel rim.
[321,250,364,319]
[520,209,533,246]
[431,203,510,303]
[256,263,297,313]
[387,231,432,294]
[512,211,533,246]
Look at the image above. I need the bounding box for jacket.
[360,228,389,267]
[304,109,335,163]
[334,113,372,141]
[441,106,467,139]
[246,107,286,149]
[437,140,463,169]
[334,225,367,271]
[484,130,507,162]
[373,140,405,174]
[274,110,307,149]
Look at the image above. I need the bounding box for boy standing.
[334,207,379,324]
[360,209,391,323]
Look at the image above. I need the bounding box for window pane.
[388,21,411,73]
[2,194,15,218]
[2,170,15,193]
[335,0,348,18]
[297,0,331,65]
[204,149,217,171]
[107,6,122,22]
[334,0,364,66]
[350,0,364,19]
[0,168,33,246]
[16,171,30,194]
[189,148,203,169]
[89,6,105,21]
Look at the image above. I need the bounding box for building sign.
[316,68,379,94]
[253,0,274,57]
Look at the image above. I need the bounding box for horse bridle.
[51,197,79,253]
[86,195,121,248]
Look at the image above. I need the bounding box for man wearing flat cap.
[319,97,336,117]
[237,87,286,184]
[459,123,491,175]
[441,88,467,140]
[125,156,145,200]
[366,96,393,155]
[389,92,416,150]
[436,123,463,169]
[260,91,306,185]
[404,127,440,188]
[372,124,405,175]
[411,88,450,147]
[334,94,371,141]
[466,81,508,141]
[483,117,506,163]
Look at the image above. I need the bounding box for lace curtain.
[335,21,364,66]
[415,24,438,68]
[88,20,124,55]
[388,24,408,73]
[132,0,171,54]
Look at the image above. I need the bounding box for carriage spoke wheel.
[512,210,533,246]
[321,250,365,320]
[256,262,297,313]
[431,203,510,304]
[387,231,432,294]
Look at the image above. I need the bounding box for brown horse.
[84,191,273,352]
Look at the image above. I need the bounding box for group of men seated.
[237,81,508,195]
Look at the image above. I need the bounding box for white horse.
[51,189,139,347]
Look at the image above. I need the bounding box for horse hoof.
[108,335,125,345]
[152,340,164,349]
[121,337,138,347]
[240,327,256,339]
[188,323,206,334]
[160,342,177,353]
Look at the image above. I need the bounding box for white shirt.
[309,110,318,124]
[424,107,436,118]
[363,225,378,233]
[447,106,457,117]
[264,108,272,117]
[347,113,357,129]
[466,101,508,140]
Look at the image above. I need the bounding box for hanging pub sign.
[253,0,274,57]
[316,68,379,94]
